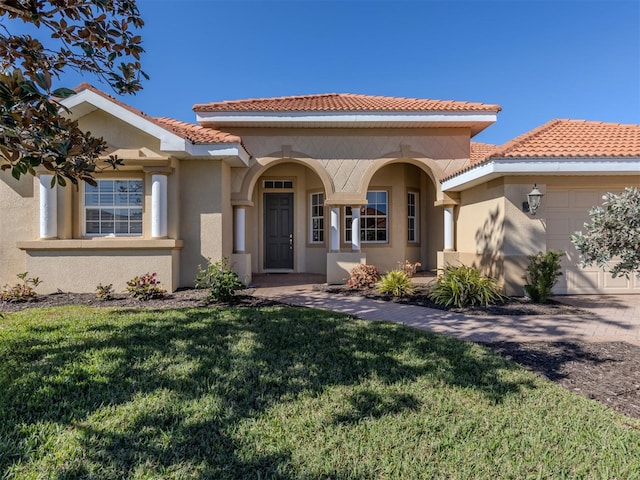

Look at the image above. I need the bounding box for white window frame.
[344,190,389,244]
[407,191,418,243]
[309,192,325,244]
[83,179,143,237]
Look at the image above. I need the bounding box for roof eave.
[442,157,640,192]
[195,111,498,134]
[60,88,250,166]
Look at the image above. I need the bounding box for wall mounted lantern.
[523,184,544,215]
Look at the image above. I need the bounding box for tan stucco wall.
[78,110,162,152]
[179,159,232,286]
[230,127,472,203]
[22,247,179,294]
[0,172,36,286]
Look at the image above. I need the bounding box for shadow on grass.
[1,306,536,478]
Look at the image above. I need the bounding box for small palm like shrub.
[347,264,381,289]
[377,270,416,297]
[429,265,504,308]
[195,258,243,302]
[126,273,166,300]
[523,251,564,303]
[0,272,42,303]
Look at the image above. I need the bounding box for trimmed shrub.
[523,251,564,303]
[126,273,166,300]
[347,264,381,289]
[0,272,42,303]
[377,270,416,297]
[429,265,504,308]
[195,258,243,302]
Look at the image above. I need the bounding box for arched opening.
[355,161,443,274]
[242,160,329,275]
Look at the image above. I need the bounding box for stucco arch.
[359,157,444,201]
[234,157,335,204]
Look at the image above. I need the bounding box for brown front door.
[264,193,294,269]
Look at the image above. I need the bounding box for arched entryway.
[234,159,330,276]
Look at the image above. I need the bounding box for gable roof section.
[194,93,501,135]
[60,83,250,165]
[442,119,640,191]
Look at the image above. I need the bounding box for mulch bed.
[2,287,639,419]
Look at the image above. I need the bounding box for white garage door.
[546,188,640,295]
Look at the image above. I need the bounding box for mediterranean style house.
[1,84,639,295]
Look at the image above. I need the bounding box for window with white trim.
[310,192,324,243]
[85,179,143,236]
[344,190,388,243]
[407,191,418,243]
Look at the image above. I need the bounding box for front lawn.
[1,306,639,479]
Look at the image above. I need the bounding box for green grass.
[1,306,639,479]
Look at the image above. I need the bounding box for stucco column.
[330,207,340,252]
[151,173,168,238]
[444,206,455,251]
[351,206,361,252]
[39,174,57,239]
[234,206,246,253]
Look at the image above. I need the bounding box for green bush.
[126,273,166,301]
[195,258,243,302]
[0,272,42,303]
[523,251,564,303]
[377,270,415,297]
[347,264,381,289]
[429,265,504,308]
[95,283,115,301]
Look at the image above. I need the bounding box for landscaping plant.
[571,187,640,278]
[195,257,243,302]
[0,272,42,303]
[429,264,504,308]
[95,283,115,301]
[125,272,166,300]
[377,270,416,297]
[397,260,422,278]
[523,251,564,303]
[346,264,380,289]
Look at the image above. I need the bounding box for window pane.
[86,222,100,234]
[130,209,142,221]
[115,222,130,234]
[100,181,114,192]
[100,193,114,205]
[86,209,100,222]
[130,222,142,234]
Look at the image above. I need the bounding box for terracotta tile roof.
[494,119,640,158]
[470,142,498,163]
[73,83,241,145]
[193,93,501,113]
[444,119,640,181]
[153,117,242,144]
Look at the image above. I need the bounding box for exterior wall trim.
[17,239,183,251]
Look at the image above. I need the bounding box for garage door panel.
[547,187,637,295]
[603,274,630,289]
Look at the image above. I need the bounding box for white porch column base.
[39,174,57,239]
[234,207,246,253]
[231,253,252,286]
[437,250,460,271]
[444,206,455,251]
[327,252,366,284]
[351,206,361,252]
[330,207,340,252]
[151,174,168,238]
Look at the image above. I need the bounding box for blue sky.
[38,0,640,145]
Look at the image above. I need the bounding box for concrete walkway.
[251,275,640,345]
